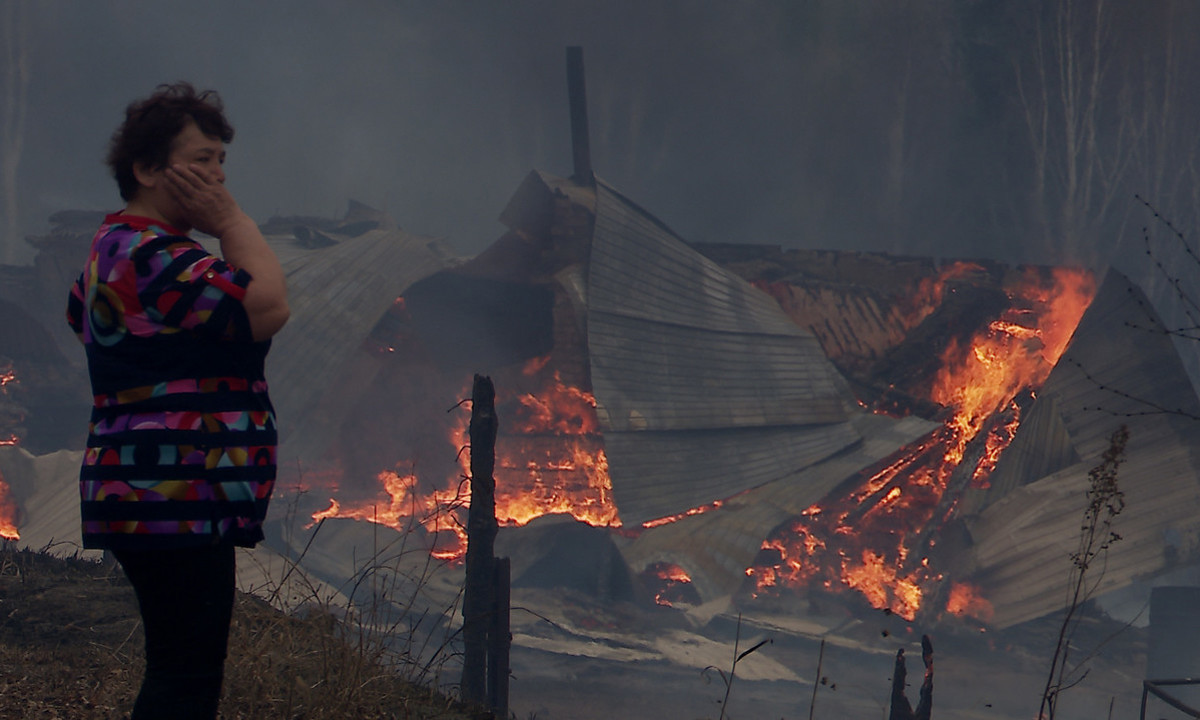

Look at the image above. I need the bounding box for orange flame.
[750,266,1095,620]
[0,364,19,540]
[945,581,995,622]
[0,469,18,541]
[310,471,468,559]
[643,562,698,607]
[0,366,17,447]
[641,500,724,529]
[306,356,620,561]
[896,262,988,329]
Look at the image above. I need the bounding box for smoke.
[0,0,29,265]
[3,1,1200,268]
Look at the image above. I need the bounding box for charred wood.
[889,635,933,720]
[461,375,499,707]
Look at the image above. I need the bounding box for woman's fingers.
[163,164,239,236]
[165,164,212,191]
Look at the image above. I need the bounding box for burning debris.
[2,170,1199,655]
[0,469,17,541]
[745,263,1096,620]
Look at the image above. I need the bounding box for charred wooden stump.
[461,375,499,708]
[488,557,511,718]
[889,635,933,720]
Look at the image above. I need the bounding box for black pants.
[113,543,237,720]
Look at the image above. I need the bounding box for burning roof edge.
[960,267,1200,628]
[620,413,939,604]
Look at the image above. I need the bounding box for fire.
[642,562,700,607]
[0,365,17,446]
[0,469,17,541]
[641,500,724,529]
[749,266,1095,620]
[896,261,988,329]
[310,471,468,559]
[945,581,995,622]
[307,355,620,561]
[0,364,18,540]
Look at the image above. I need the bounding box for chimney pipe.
[566,46,593,185]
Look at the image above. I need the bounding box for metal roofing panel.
[0,447,94,558]
[590,312,848,432]
[268,228,451,461]
[967,428,1200,628]
[588,181,809,337]
[585,180,851,434]
[620,414,940,600]
[1050,268,1200,457]
[605,422,860,527]
[962,269,1200,627]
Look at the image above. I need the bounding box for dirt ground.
[0,547,478,720]
[0,542,1162,720]
[499,586,1152,720]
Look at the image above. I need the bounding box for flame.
[309,471,468,559]
[0,364,19,540]
[0,365,17,447]
[896,261,988,329]
[641,500,724,529]
[306,356,620,561]
[642,562,699,607]
[945,581,995,622]
[750,266,1095,620]
[0,469,17,541]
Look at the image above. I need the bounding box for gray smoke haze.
[3,1,1199,267]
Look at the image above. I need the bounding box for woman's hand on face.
[163,163,249,238]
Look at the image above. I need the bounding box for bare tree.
[1007,0,1200,265]
[1012,0,1128,258]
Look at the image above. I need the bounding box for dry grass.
[0,546,485,720]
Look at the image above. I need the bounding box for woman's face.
[140,120,227,228]
[166,120,226,183]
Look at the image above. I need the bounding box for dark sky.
[3,1,1198,269]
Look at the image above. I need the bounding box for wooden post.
[488,557,512,718]
[460,375,498,707]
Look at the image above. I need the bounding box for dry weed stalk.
[701,612,772,720]
[1038,424,1128,720]
[224,479,471,719]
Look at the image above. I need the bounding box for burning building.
[4,163,1200,645]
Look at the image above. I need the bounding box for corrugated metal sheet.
[584,179,862,525]
[621,414,939,600]
[963,392,1080,515]
[604,423,860,528]
[589,317,848,430]
[0,446,95,558]
[268,228,453,462]
[963,269,1200,628]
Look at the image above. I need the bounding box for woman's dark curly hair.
[106,82,235,201]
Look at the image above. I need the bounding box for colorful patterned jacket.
[67,213,277,549]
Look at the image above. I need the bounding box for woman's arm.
[163,164,290,341]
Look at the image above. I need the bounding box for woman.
[66,82,289,719]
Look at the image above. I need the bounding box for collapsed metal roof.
[959,268,1200,628]
[469,170,938,600]
[585,179,869,525]
[267,220,456,465]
